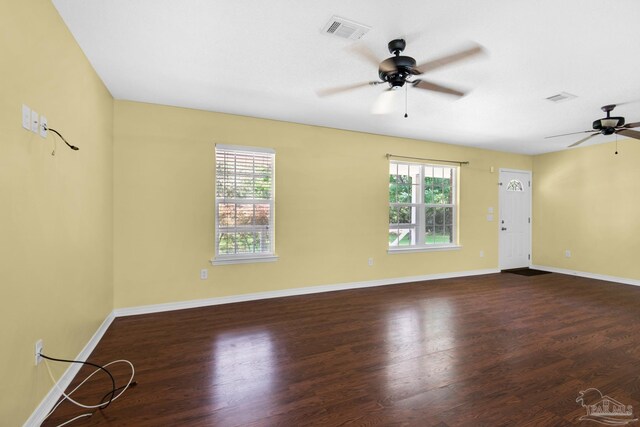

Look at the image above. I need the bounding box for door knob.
[501,227,507,231]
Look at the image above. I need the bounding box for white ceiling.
[52,0,640,155]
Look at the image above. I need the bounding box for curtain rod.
[386,154,469,166]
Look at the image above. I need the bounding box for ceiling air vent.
[322,16,370,40]
[545,92,577,103]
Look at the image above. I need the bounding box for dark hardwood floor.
[43,273,640,426]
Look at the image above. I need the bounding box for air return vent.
[545,92,577,103]
[322,16,370,40]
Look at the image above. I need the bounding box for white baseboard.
[24,311,116,427]
[531,264,640,287]
[114,268,500,317]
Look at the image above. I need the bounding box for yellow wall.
[0,1,114,424]
[533,139,640,279]
[113,101,532,308]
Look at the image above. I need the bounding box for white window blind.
[215,145,275,260]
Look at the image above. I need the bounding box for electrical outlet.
[35,339,43,365]
[22,104,31,130]
[200,269,208,280]
[565,250,571,258]
[480,250,484,258]
[40,116,47,138]
[368,257,374,266]
[31,110,39,133]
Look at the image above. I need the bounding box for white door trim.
[498,168,532,270]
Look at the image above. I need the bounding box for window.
[214,144,276,264]
[389,161,459,251]
[506,179,524,192]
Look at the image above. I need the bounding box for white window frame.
[388,160,461,254]
[212,144,277,265]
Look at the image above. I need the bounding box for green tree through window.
[389,161,458,249]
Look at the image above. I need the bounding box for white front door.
[499,169,531,270]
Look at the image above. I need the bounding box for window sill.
[211,255,279,266]
[388,245,462,254]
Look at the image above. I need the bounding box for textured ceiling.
[53,0,640,154]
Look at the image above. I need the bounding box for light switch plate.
[31,110,39,133]
[22,104,31,130]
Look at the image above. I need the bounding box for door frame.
[498,168,532,270]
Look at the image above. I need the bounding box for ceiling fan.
[546,104,640,147]
[317,38,484,114]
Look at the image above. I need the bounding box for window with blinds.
[215,145,275,262]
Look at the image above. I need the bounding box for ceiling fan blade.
[316,82,374,97]
[415,44,485,75]
[616,129,640,140]
[371,89,399,115]
[568,133,599,148]
[412,80,465,97]
[623,121,640,128]
[611,99,640,107]
[545,130,596,139]
[349,43,390,70]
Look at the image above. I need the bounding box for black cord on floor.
[40,353,116,409]
[100,381,137,405]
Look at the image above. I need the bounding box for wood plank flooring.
[43,273,640,426]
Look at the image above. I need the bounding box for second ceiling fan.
[546,104,640,148]
[317,38,484,114]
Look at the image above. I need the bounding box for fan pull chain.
[404,84,408,118]
[615,134,618,155]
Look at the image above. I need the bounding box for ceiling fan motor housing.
[379,56,417,88]
[593,116,624,133]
